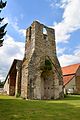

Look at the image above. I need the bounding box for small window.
[43,27,48,40]
[29,26,31,39]
[43,27,47,35]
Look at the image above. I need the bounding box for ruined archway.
[41,70,54,99]
[40,59,54,99]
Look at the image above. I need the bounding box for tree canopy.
[0,0,7,47]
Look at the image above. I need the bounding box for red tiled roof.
[63,75,75,86]
[62,63,80,75]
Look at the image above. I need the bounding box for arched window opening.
[43,27,48,40]
[43,27,47,35]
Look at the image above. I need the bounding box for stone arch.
[40,58,52,71]
[41,70,54,99]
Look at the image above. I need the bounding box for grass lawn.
[0,95,80,120]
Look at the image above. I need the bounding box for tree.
[0,80,4,88]
[0,0,7,47]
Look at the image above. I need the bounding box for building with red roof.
[62,63,80,94]
[4,59,22,96]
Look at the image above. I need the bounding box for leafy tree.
[0,0,7,47]
[0,80,4,88]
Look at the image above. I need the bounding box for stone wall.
[4,59,22,96]
[21,21,64,99]
[4,76,9,95]
[15,60,22,96]
[76,66,80,93]
[9,65,17,96]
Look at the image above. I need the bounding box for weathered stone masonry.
[4,59,22,96]
[21,21,64,99]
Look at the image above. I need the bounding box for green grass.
[0,95,80,120]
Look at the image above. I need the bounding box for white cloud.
[0,16,26,81]
[3,17,26,37]
[58,46,80,67]
[19,29,26,37]
[59,0,68,8]
[56,46,66,55]
[73,45,80,56]
[0,35,25,81]
[2,17,9,25]
[49,0,67,9]
[52,0,80,43]
[49,0,80,67]
[11,18,26,37]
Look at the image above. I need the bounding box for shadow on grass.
[0,96,80,120]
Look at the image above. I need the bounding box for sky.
[0,0,80,81]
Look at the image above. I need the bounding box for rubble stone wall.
[21,21,63,99]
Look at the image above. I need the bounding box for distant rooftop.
[63,75,75,86]
[62,63,80,75]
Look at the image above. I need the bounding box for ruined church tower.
[21,21,64,99]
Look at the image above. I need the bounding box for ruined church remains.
[4,21,64,99]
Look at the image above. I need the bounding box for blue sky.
[0,0,80,81]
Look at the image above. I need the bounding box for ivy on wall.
[40,59,52,71]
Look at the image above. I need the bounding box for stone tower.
[21,21,64,99]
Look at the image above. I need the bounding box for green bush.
[16,93,20,98]
[40,59,52,71]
